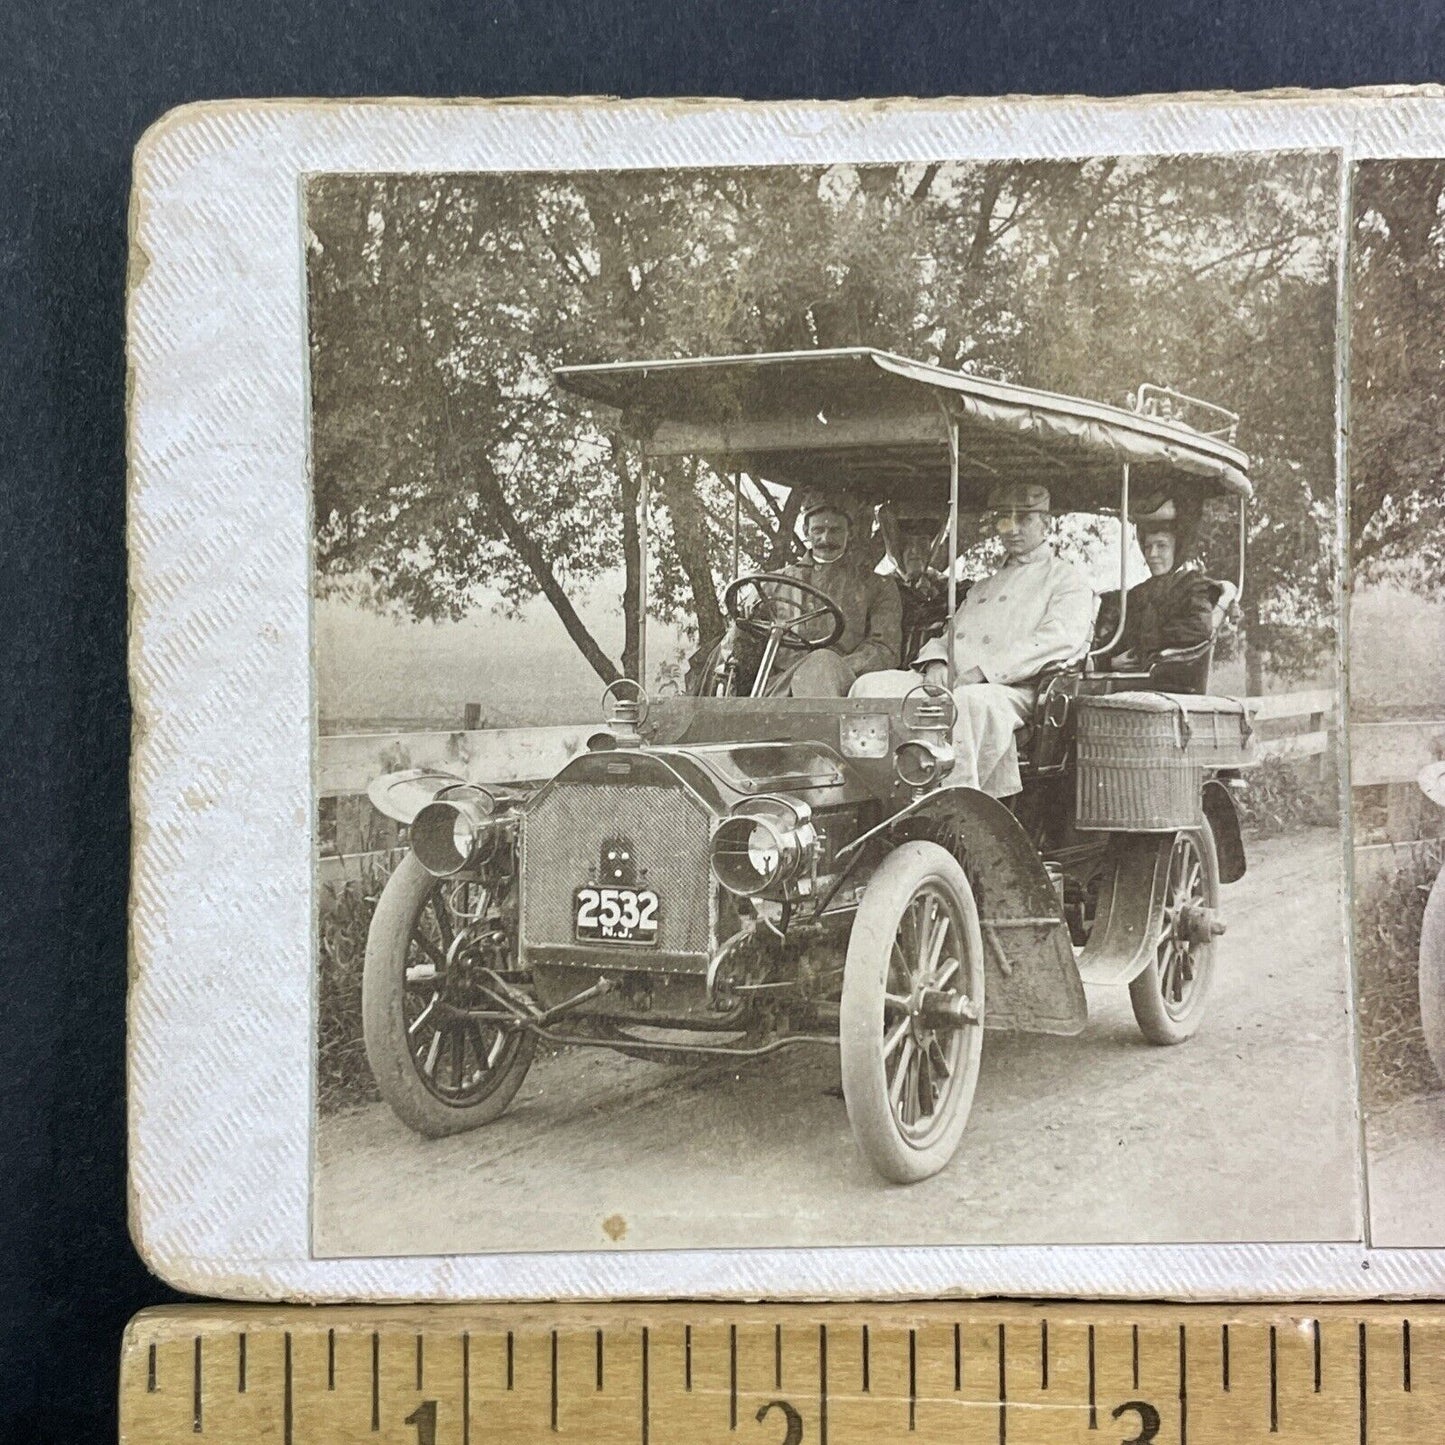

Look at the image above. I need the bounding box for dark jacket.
[777,555,902,676]
[1097,566,1217,659]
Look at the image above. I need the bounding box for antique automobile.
[361,350,1258,1183]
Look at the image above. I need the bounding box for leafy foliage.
[1351,161,1445,588]
[308,156,1341,684]
[1234,753,1340,838]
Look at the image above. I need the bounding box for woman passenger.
[1096,499,1217,688]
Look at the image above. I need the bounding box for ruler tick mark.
[596,1328,604,1391]
[684,1325,692,1392]
[730,1322,738,1429]
[1088,1324,1097,1430]
[997,1323,1007,1445]
[1269,1325,1279,1433]
[193,1336,202,1434]
[416,1333,423,1391]
[1179,1325,1188,1445]
[1222,1324,1230,1392]
[238,1333,247,1394]
[1040,1320,1049,1391]
[641,1327,650,1445]
[954,1323,962,1391]
[861,1324,870,1393]
[1359,1321,1368,1445]
[147,1342,156,1393]
[551,1329,559,1432]
[1314,1318,1322,1393]
[1131,1323,1139,1391]
[462,1332,470,1445]
[909,1328,917,1431]
[819,1324,829,1445]
[283,1333,293,1445]
[507,1330,514,1390]
[327,1327,335,1391]
[1403,1319,1412,1393]
[371,1331,380,1431]
[775,1322,783,1390]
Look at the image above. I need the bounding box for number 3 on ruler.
[1111,1398,1161,1444]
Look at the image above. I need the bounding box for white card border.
[129,90,1441,1300]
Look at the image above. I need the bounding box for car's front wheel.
[839,841,985,1183]
[362,852,536,1137]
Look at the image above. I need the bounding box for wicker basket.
[1075,692,1254,832]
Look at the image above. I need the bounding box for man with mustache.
[756,495,902,697]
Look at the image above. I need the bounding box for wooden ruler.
[121,1302,1441,1443]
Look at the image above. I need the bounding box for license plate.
[574,885,661,945]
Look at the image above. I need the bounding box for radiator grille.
[521,782,713,954]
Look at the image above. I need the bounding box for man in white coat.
[849,481,1094,799]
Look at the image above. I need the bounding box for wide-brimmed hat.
[985,481,1050,514]
[1132,497,1180,530]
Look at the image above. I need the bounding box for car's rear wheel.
[1129,823,1221,1045]
[1418,867,1445,1081]
[839,841,985,1183]
[362,852,536,1137]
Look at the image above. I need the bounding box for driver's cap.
[798,492,851,527]
[986,481,1050,514]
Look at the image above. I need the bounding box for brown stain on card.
[602,1213,627,1241]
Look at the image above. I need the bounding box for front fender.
[367,768,483,826]
[886,787,1087,1037]
[1075,834,1173,987]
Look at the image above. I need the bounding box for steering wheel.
[720,572,846,653]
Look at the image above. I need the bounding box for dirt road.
[1364,1094,1445,1246]
[314,829,1362,1255]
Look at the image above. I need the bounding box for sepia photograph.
[1348,158,1445,1247]
[301,151,1362,1256]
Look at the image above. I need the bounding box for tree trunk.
[763,489,805,569]
[613,439,643,681]
[1244,638,1265,696]
[659,457,724,644]
[469,446,622,687]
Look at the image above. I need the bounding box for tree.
[308,154,1342,688]
[1350,160,1445,588]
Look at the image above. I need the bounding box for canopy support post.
[636,442,650,685]
[1235,494,1247,605]
[1090,462,1131,663]
[731,471,741,579]
[941,401,960,689]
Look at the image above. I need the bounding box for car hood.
[531,739,874,815]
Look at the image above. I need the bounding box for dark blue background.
[2,2,1442,1440]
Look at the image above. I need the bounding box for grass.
[1354,841,1445,1113]
[316,857,390,1115]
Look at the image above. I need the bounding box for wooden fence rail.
[314,689,1339,887]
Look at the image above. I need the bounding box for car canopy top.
[554,348,1252,512]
